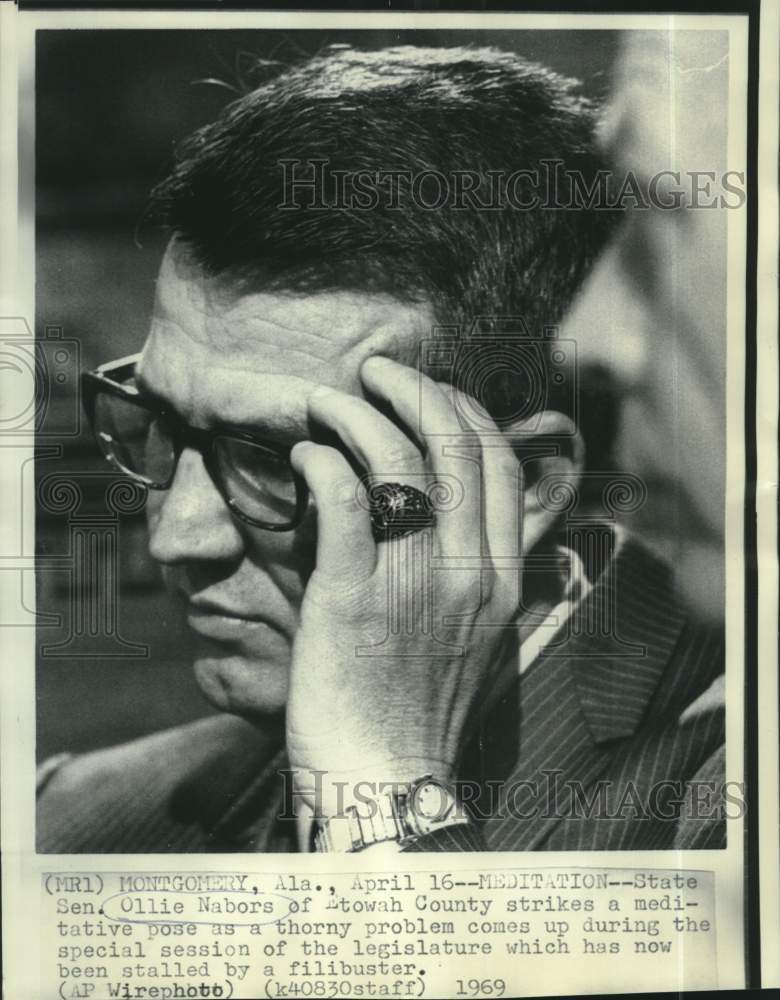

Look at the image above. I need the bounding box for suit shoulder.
[38,715,256,796]
[673,743,728,849]
[36,715,279,853]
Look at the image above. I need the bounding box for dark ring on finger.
[367,482,435,541]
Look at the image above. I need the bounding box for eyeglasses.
[81,354,309,531]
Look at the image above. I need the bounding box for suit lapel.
[483,539,688,851]
[164,716,293,852]
[207,745,297,852]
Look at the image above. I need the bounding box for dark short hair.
[151,44,617,423]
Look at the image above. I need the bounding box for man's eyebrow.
[214,418,303,448]
[134,372,304,446]
[132,372,168,407]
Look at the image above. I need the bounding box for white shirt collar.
[518,525,626,675]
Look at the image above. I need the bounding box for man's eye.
[240,446,288,475]
[214,437,298,521]
[217,437,293,486]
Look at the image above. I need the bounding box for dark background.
[35,29,621,761]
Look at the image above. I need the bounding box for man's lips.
[185,600,277,643]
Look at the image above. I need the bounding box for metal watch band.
[313,777,470,853]
[314,791,401,853]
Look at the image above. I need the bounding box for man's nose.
[147,447,245,565]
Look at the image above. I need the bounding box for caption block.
[43,866,717,999]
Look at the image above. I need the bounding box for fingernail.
[363,355,393,369]
[308,385,336,399]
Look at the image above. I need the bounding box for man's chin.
[193,652,290,717]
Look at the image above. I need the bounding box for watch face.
[413,780,453,822]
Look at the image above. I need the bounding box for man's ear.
[502,409,584,554]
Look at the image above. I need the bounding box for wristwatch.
[313,775,469,853]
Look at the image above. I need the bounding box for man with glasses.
[37,44,726,854]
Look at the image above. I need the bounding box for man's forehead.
[153,243,428,352]
[139,242,432,432]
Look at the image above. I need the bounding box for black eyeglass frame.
[80,353,310,532]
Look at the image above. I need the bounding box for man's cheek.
[244,516,319,591]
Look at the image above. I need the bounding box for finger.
[307,383,427,488]
[290,440,375,576]
[360,356,483,554]
[445,384,524,566]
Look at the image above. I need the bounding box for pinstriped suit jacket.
[36,538,726,853]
